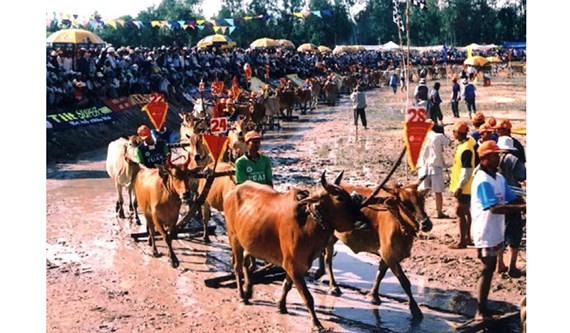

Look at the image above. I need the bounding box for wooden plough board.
[130,225,217,242]
[448,311,519,332]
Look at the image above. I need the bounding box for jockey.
[135,125,171,168]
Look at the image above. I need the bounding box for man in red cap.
[134,125,170,168]
[235,130,273,187]
[449,121,476,249]
[470,140,526,321]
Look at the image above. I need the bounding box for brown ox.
[295,87,312,114]
[318,179,432,319]
[276,87,296,119]
[322,80,339,106]
[263,94,281,129]
[223,171,371,330]
[225,118,247,163]
[308,79,321,110]
[106,136,141,224]
[134,158,201,268]
[192,162,236,243]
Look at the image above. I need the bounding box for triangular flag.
[321,9,332,17]
[151,20,160,27]
[220,26,227,34]
[141,93,169,130]
[214,26,221,33]
[225,18,234,26]
[302,10,312,17]
[107,20,117,29]
[312,11,322,18]
[197,19,205,25]
[229,26,236,34]
[403,106,433,171]
[117,19,125,27]
[203,134,229,163]
[243,16,252,21]
[198,25,205,30]
[294,12,304,18]
[178,20,185,27]
[132,21,142,29]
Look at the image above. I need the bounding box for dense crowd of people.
[46,43,525,114]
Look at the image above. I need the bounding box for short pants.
[477,242,505,258]
[505,211,524,248]
[419,173,446,193]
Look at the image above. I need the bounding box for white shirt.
[470,170,507,248]
[417,131,451,174]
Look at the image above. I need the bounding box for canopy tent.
[46,28,106,49]
[381,41,400,50]
[197,34,236,50]
[317,45,332,53]
[503,41,526,49]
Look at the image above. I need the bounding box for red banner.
[403,106,433,171]
[203,134,228,162]
[142,93,169,130]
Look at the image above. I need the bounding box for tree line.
[47,0,526,50]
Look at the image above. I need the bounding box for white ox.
[105,136,141,224]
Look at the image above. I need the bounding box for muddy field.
[46,73,527,332]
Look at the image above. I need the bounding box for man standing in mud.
[470,140,525,321]
[449,121,476,249]
[350,85,367,130]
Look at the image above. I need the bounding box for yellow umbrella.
[297,43,319,52]
[250,37,279,49]
[464,56,489,67]
[318,45,332,53]
[277,39,295,49]
[332,45,350,55]
[486,56,502,63]
[46,28,106,47]
[197,34,234,49]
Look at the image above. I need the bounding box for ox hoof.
[411,305,423,320]
[119,212,126,219]
[171,259,180,268]
[369,294,381,305]
[203,236,211,244]
[241,298,251,305]
[135,218,141,226]
[330,287,342,297]
[278,307,288,314]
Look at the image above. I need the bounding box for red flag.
[141,93,169,130]
[212,79,224,96]
[230,76,241,99]
[203,134,228,162]
[199,79,205,92]
[265,64,270,79]
[243,63,252,79]
[403,106,432,171]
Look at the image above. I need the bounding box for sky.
[47,0,222,20]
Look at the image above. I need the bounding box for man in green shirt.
[235,131,273,187]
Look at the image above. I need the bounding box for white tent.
[382,41,401,50]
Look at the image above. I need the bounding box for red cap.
[244,131,262,142]
[477,140,503,157]
[495,119,512,130]
[453,121,469,134]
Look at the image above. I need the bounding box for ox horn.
[361,147,406,207]
[333,171,345,185]
[320,170,334,193]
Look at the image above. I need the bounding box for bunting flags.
[392,0,404,32]
[46,9,335,29]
